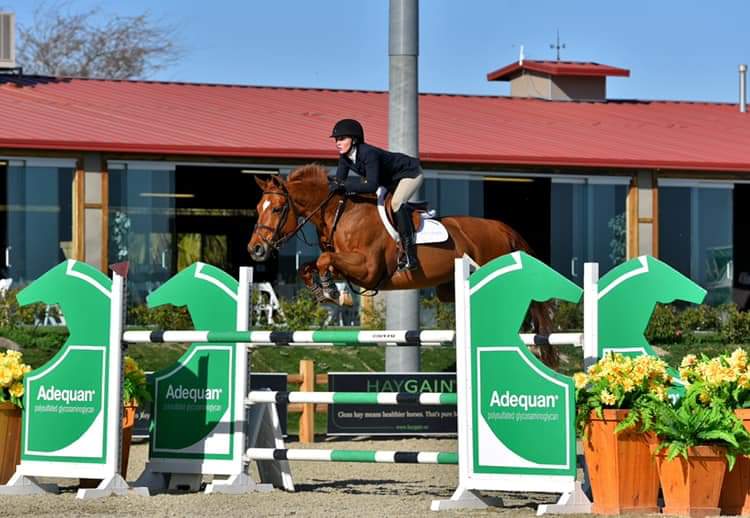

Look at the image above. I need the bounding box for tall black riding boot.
[395,207,419,271]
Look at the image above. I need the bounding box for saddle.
[375,187,448,245]
[383,192,430,229]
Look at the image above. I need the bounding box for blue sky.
[4,1,750,102]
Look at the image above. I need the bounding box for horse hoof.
[320,294,339,305]
[310,285,329,304]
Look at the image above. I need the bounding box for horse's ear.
[254,176,269,190]
[270,175,284,187]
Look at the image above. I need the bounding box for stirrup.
[397,247,419,272]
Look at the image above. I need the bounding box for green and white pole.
[246,391,458,406]
[245,448,458,464]
[122,329,455,346]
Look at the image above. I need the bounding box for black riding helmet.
[330,119,365,142]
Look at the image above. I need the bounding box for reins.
[254,183,338,250]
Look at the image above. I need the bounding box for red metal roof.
[486,60,631,81]
[1,75,749,173]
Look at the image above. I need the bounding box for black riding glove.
[329,182,346,194]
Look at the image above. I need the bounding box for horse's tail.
[500,222,560,370]
[529,301,559,369]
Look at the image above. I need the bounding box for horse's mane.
[288,163,329,186]
[287,162,377,205]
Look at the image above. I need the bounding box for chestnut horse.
[247,164,557,366]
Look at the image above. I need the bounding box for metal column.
[385,0,420,371]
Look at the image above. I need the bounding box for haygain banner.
[328,372,457,436]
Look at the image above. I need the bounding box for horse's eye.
[271,207,282,213]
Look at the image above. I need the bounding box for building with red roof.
[1,59,747,306]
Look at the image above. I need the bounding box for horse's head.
[247,175,298,262]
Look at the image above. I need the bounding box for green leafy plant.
[630,387,750,470]
[720,305,750,345]
[574,352,672,436]
[123,355,151,406]
[679,304,722,333]
[273,291,329,331]
[646,304,683,344]
[128,304,192,330]
[551,300,583,332]
[0,288,47,327]
[420,295,455,330]
[359,298,385,330]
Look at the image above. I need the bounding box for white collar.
[347,146,357,163]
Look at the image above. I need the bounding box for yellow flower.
[622,377,636,393]
[0,367,12,387]
[632,365,648,382]
[681,354,698,368]
[600,389,616,406]
[699,391,711,404]
[704,360,724,385]
[8,382,23,398]
[653,386,667,401]
[573,372,587,389]
[124,356,138,375]
[730,348,748,370]
[11,365,23,381]
[723,366,739,384]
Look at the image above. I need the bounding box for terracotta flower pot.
[80,403,138,487]
[655,444,727,518]
[120,403,137,477]
[583,409,659,515]
[0,401,21,485]
[720,408,750,515]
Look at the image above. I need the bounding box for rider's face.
[334,136,353,155]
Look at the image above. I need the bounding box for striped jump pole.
[122,329,581,348]
[245,448,458,465]
[123,329,455,346]
[246,391,458,406]
[520,333,583,348]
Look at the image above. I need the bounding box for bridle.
[253,181,339,252]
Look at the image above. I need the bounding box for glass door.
[659,181,733,305]
[0,159,74,286]
[551,177,628,281]
[108,162,176,304]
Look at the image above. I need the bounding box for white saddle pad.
[376,187,449,245]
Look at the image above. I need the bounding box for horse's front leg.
[315,251,380,304]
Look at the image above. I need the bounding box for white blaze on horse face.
[261,200,271,213]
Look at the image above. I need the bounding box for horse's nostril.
[254,244,264,256]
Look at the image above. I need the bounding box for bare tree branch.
[17,3,182,79]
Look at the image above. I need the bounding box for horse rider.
[329,118,424,271]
